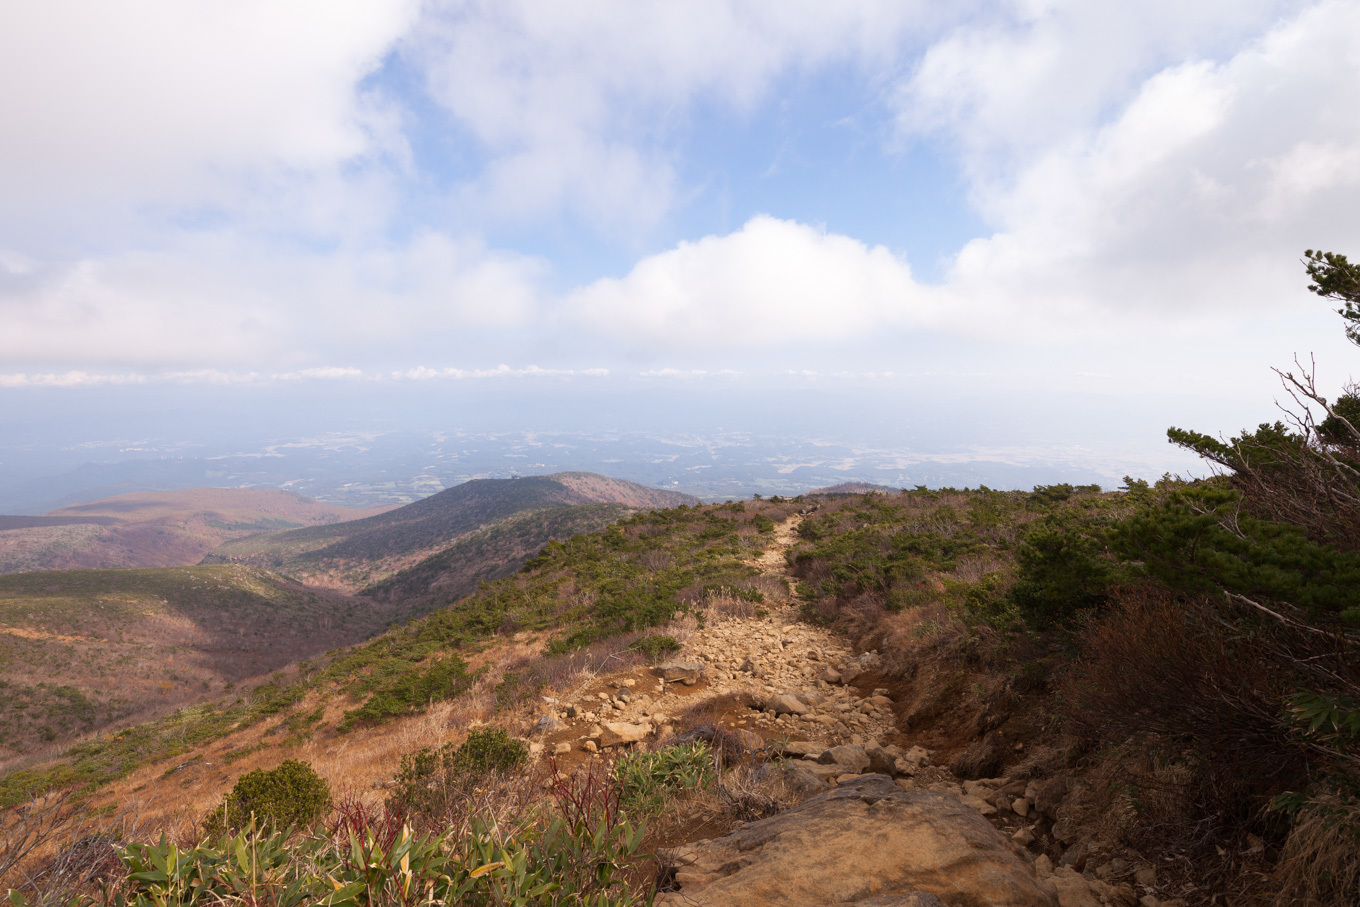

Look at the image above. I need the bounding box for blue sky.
[3,1,1360,478]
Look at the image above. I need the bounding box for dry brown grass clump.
[1273,791,1360,906]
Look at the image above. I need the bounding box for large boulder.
[777,740,824,759]
[866,745,897,776]
[766,692,809,716]
[599,722,651,748]
[657,775,1055,907]
[654,660,706,685]
[818,744,871,774]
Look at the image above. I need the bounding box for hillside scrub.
[0,565,389,764]
[0,499,795,806]
[779,255,1360,902]
[206,473,697,593]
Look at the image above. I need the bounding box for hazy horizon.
[3,2,1357,503]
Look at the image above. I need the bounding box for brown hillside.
[0,489,386,574]
[0,564,402,766]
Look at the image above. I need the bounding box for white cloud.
[567,215,933,349]
[0,0,419,225]
[553,2,1360,358]
[395,365,609,380]
[0,231,545,368]
[894,0,1292,174]
[409,0,929,232]
[0,364,617,388]
[0,371,148,389]
[273,367,365,381]
[637,368,743,379]
[936,0,1360,338]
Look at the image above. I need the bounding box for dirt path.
[537,510,904,765]
[532,513,1117,906]
[749,510,805,574]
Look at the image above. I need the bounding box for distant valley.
[0,488,386,575]
[0,564,380,763]
[0,473,696,764]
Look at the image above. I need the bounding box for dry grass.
[79,625,663,841]
[1272,792,1360,907]
[947,554,1006,584]
[0,788,149,901]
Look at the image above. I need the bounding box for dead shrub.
[1061,590,1309,855]
[837,591,887,646]
[671,693,763,743]
[876,604,967,674]
[636,549,673,573]
[1,789,141,904]
[949,555,1004,584]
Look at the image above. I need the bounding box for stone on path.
[654,660,706,685]
[766,692,809,716]
[656,775,1055,907]
[599,721,650,748]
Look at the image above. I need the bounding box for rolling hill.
[205,472,698,593]
[0,489,385,575]
[808,481,902,495]
[0,564,399,764]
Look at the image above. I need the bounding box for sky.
[3,1,1360,487]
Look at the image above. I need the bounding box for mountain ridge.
[204,472,698,592]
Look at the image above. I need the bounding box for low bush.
[338,656,472,731]
[615,741,714,817]
[202,759,331,837]
[1008,521,1120,627]
[389,727,528,824]
[626,634,682,663]
[12,805,649,907]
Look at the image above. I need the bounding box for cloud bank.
[0,0,1357,407]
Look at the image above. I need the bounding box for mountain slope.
[0,564,398,764]
[205,473,698,592]
[362,502,633,607]
[0,496,784,805]
[0,489,384,575]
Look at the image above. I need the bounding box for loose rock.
[654,660,706,685]
[656,777,1055,907]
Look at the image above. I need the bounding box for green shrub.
[1008,522,1119,627]
[627,633,682,662]
[959,575,1015,628]
[389,727,528,821]
[886,586,936,612]
[338,656,471,731]
[23,809,648,907]
[203,759,331,837]
[452,726,529,775]
[615,741,713,816]
[1112,484,1360,626]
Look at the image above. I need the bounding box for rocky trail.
[520,515,1172,907]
